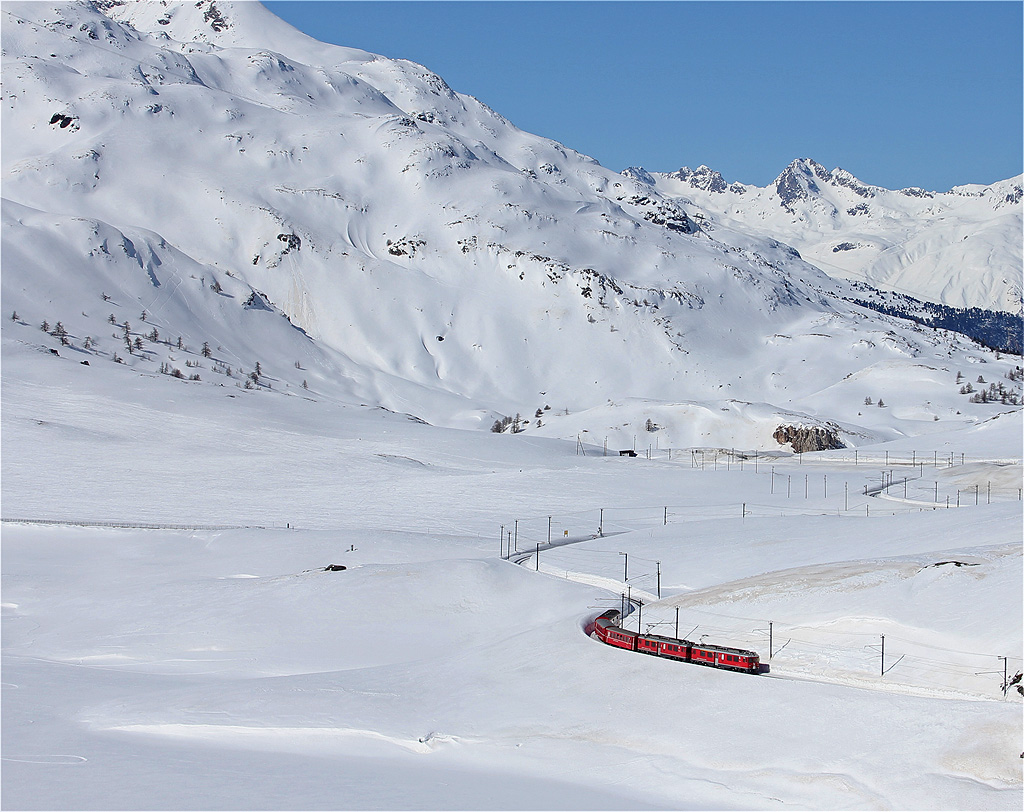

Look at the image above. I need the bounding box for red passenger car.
[594,610,637,650]
[690,643,760,673]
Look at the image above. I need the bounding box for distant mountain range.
[2,0,1020,447]
[624,159,1022,313]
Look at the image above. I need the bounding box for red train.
[593,609,762,674]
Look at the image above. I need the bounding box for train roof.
[691,642,760,658]
[637,632,693,646]
[637,632,758,658]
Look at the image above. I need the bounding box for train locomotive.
[593,609,762,674]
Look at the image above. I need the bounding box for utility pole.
[500,524,504,558]
[656,561,661,599]
[514,520,518,552]
[769,621,773,659]
[547,516,551,544]
[663,506,667,525]
[599,508,604,535]
[881,634,885,677]
[1001,657,1008,698]
[535,543,539,571]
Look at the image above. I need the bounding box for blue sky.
[263,1,1023,191]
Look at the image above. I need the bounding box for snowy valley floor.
[2,345,1022,810]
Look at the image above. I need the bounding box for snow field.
[3,338,1021,809]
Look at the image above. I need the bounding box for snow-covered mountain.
[2,1,1020,448]
[625,159,1023,312]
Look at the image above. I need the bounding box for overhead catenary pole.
[535,543,539,571]
[675,606,679,640]
[620,551,628,582]
[514,520,518,552]
[656,561,661,599]
[881,634,885,677]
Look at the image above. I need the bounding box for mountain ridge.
[626,158,1023,312]
[3,0,1020,446]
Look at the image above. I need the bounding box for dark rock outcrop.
[773,424,844,453]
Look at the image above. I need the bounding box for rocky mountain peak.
[668,165,729,194]
[774,158,829,209]
[620,166,656,186]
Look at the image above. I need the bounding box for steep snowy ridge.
[632,158,1023,312]
[2,1,1020,446]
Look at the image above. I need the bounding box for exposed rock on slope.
[773,424,845,453]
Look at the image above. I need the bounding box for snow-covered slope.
[2,1,1020,448]
[627,159,1023,312]
[1,336,1021,810]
